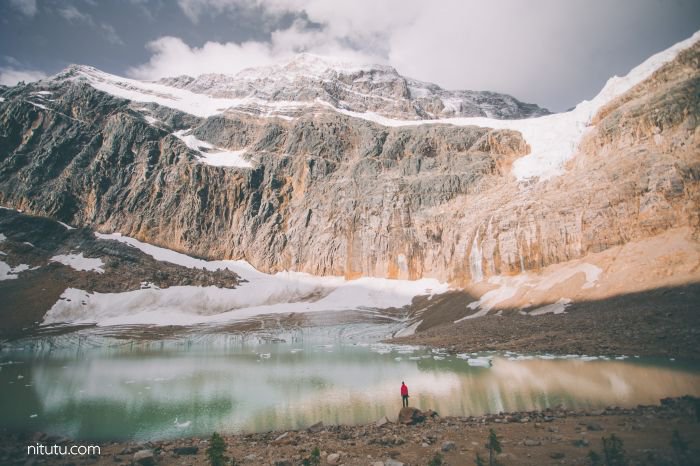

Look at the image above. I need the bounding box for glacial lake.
[1,328,699,442]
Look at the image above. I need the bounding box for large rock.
[132,449,155,466]
[307,421,324,433]
[398,407,426,425]
[375,416,391,428]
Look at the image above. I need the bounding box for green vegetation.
[475,452,487,466]
[487,428,502,466]
[206,432,234,466]
[302,447,321,466]
[602,434,628,466]
[427,452,444,466]
[588,434,628,466]
[588,450,603,466]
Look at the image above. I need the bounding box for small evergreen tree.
[486,428,502,466]
[601,434,628,466]
[475,452,486,466]
[671,429,689,463]
[427,452,444,466]
[302,447,321,466]
[588,450,603,466]
[206,432,228,466]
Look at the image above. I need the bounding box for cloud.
[57,5,125,46]
[58,5,91,22]
[0,67,47,86]
[9,0,37,17]
[131,0,700,110]
[128,19,384,79]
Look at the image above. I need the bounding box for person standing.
[401,381,409,407]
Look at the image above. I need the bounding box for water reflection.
[0,341,698,441]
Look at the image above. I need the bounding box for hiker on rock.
[401,381,409,407]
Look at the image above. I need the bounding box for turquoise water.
[1,333,698,441]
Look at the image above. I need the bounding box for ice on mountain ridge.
[46,31,699,181]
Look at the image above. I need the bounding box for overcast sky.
[1,0,698,111]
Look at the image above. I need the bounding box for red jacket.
[401,384,408,396]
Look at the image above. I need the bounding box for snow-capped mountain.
[0,32,698,317]
[54,53,549,121]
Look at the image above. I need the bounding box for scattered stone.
[441,441,456,452]
[133,450,155,466]
[587,422,604,431]
[524,439,541,446]
[572,439,590,448]
[376,416,391,428]
[550,452,566,459]
[384,460,404,466]
[307,421,325,433]
[172,446,198,455]
[326,453,340,465]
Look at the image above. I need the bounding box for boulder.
[385,460,404,466]
[376,416,391,428]
[398,407,425,425]
[307,421,325,433]
[441,441,456,452]
[172,446,198,455]
[326,453,340,465]
[133,449,155,466]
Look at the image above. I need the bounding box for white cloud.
[0,67,47,86]
[57,5,124,46]
[58,5,91,22]
[129,0,699,110]
[9,0,37,17]
[128,19,384,79]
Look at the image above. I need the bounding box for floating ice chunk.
[467,357,492,367]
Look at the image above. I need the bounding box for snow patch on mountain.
[51,31,698,182]
[50,253,105,273]
[173,130,253,168]
[41,233,449,327]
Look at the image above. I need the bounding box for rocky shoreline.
[1,397,698,466]
[394,283,700,362]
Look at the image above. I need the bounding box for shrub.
[302,447,321,466]
[588,450,603,466]
[427,452,444,466]
[206,432,229,466]
[486,429,502,466]
[601,434,628,466]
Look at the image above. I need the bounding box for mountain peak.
[234,52,397,81]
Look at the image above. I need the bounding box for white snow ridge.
[55,31,700,183]
[41,233,448,327]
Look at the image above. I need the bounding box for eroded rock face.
[0,45,697,285]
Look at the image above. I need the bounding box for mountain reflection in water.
[1,339,698,441]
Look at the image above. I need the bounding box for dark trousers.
[402,395,409,407]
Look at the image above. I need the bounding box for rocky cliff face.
[0,40,698,291]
